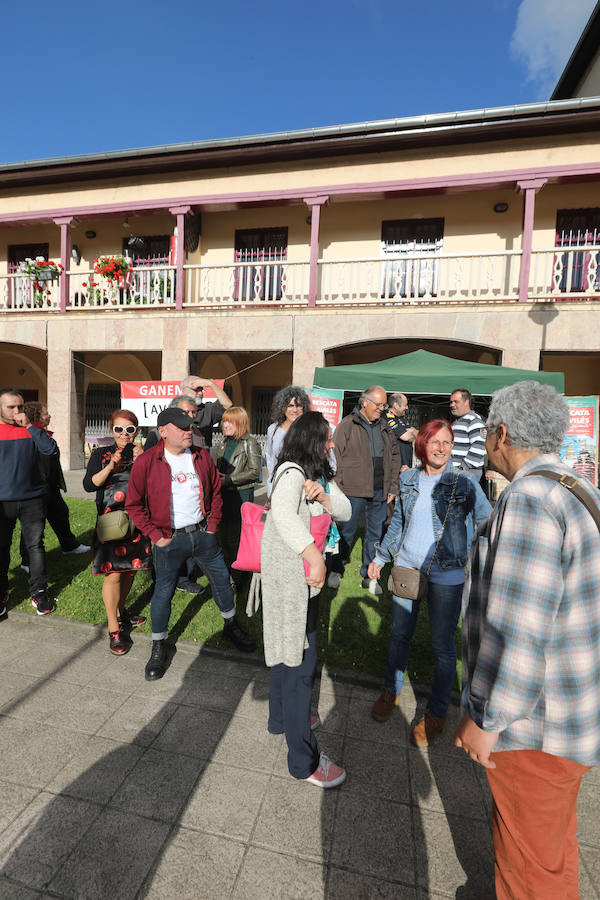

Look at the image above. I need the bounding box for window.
[7,243,50,308]
[122,235,173,303]
[234,228,288,301]
[381,218,444,299]
[122,235,170,266]
[555,209,600,295]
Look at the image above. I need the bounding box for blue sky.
[1,0,595,164]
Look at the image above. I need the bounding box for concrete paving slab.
[0,792,101,891]
[0,719,89,790]
[109,747,205,823]
[413,809,495,898]
[0,780,40,834]
[212,715,283,774]
[327,868,417,899]
[180,761,270,842]
[252,776,337,862]
[97,694,179,746]
[330,794,414,884]
[48,808,170,900]
[142,827,245,900]
[233,847,326,899]
[45,736,144,805]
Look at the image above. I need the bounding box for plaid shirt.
[462,453,600,766]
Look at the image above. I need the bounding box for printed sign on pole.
[560,396,599,486]
[308,387,344,430]
[120,380,224,426]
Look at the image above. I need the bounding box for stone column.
[47,338,85,471]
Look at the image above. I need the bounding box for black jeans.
[0,496,47,596]
[21,487,78,564]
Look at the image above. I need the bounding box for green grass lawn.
[6,497,462,689]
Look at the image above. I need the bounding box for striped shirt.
[451,411,485,470]
[461,453,600,766]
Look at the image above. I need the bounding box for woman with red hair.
[83,409,151,655]
[368,418,491,745]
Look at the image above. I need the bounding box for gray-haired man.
[455,381,600,899]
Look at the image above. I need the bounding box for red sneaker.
[304,753,346,789]
[109,628,132,655]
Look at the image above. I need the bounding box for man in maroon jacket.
[126,407,255,680]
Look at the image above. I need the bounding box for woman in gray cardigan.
[260,412,351,788]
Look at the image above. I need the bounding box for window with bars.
[555,209,600,294]
[122,235,170,266]
[381,218,444,298]
[234,228,288,301]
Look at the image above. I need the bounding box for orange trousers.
[486,749,591,900]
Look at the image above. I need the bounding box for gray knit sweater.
[257,461,351,667]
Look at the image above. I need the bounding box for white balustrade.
[66,266,176,308]
[529,247,600,300]
[0,273,61,311]
[184,260,310,306]
[318,251,522,304]
[4,249,600,312]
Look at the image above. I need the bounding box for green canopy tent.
[312,350,564,395]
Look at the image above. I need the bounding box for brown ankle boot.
[411,712,447,747]
[371,688,402,722]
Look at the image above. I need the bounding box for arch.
[0,343,47,399]
[324,337,502,368]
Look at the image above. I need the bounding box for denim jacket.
[375,463,491,570]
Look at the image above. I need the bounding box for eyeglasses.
[367,399,387,410]
[427,439,452,449]
[112,425,137,435]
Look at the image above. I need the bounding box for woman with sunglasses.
[83,409,151,654]
[367,419,491,745]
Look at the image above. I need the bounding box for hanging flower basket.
[19,257,63,307]
[93,254,131,283]
[20,257,63,282]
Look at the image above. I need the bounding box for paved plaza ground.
[0,612,599,899]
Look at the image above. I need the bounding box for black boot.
[223,616,256,653]
[145,639,168,681]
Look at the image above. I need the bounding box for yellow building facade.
[1,99,600,467]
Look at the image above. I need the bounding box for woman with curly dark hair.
[265,386,311,496]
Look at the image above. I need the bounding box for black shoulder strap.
[525,469,600,532]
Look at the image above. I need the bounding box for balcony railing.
[318,250,522,304]
[529,247,600,300]
[2,248,600,312]
[67,266,176,308]
[184,260,310,306]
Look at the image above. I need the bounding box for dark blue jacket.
[0,423,58,501]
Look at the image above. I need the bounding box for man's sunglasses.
[112,425,137,435]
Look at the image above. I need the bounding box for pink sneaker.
[304,753,346,788]
[310,713,320,731]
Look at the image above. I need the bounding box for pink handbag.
[232,466,331,576]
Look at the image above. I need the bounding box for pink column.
[517,179,547,303]
[303,196,329,307]
[53,216,74,312]
[169,205,191,310]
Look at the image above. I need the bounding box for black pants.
[20,487,78,565]
[0,496,47,597]
[268,628,319,779]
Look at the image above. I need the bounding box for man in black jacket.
[20,402,89,573]
[0,390,58,617]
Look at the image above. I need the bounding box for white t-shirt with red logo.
[163,448,204,529]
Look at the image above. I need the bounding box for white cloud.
[510,0,597,96]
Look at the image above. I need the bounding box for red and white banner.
[308,387,344,430]
[121,380,223,426]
